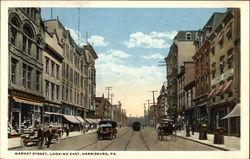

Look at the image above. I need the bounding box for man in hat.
[46,126,53,148]
[37,124,45,150]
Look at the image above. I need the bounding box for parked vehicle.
[132,121,141,131]
[97,120,117,140]
[157,119,175,141]
[20,126,61,147]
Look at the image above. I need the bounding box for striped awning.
[221,103,240,119]
[13,97,43,106]
[63,115,80,124]
[75,116,84,124]
[221,80,232,93]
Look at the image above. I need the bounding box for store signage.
[212,69,233,85]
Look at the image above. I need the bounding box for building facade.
[8,8,45,134]
[165,30,198,122]
[207,9,240,135]
[42,30,64,127]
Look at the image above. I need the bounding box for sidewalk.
[8,129,97,149]
[177,131,240,151]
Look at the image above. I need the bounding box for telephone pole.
[105,86,112,102]
[149,90,157,126]
[146,99,150,126]
[143,103,146,125]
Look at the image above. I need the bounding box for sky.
[41,8,227,117]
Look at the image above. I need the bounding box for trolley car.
[132,121,141,131]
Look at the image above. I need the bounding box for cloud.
[88,35,108,47]
[142,53,165,60]
[124,31,177,49]
[65,27,108,47]
[107,49,131,58]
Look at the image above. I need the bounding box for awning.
[85,118,93,124]
[221,103,240,119]
[45,112,61,116]
[75,116,84,124]
[13,97,43,106]
[63,115,80,124]
[221,80,232,93]
[208,88,216,98]
[214,84,224,96]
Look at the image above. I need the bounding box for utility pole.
[110,93,114,105]
[105,86,112,102]
[143,103,146,125]
[146,99,150,126]
[149,90,158,126]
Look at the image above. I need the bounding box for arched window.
[10,17,20,47]
[23,24,34,55]
[36,39,41,60]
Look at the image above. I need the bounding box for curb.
[8,131,97,150]
[177,135,230,151]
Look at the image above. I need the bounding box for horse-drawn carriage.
[157,119,176,141]
[20,126,61,147]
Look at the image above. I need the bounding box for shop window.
[36,71,40,91]
[11,58,18,84]
[228,92,233,97]
[220,94,224,100]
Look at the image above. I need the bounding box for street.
[11,127,219,151]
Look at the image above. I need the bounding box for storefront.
[9,97,43,135]
[43,104,62,127]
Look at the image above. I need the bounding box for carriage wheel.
[23,140,28,147]
[110,133,113,140]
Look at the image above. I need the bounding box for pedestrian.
[66,124,70,137]
[191,122,195,135]
[37,124,45,150]
[46,126,53,148]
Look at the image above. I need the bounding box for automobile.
[20,126,61,146]
[97,120,117,140]
[132,121,141,131]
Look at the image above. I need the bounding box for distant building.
[165,30,198,122]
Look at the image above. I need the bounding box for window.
[11,58,18,84]
[10,17,20,47]
[218,33,224,48]
[56,64,59,79]
[66,87,68,101]
[227,48,233,69]
[51,61,55,77]
[56,85,59,101]
[27,67,32,89]
[23,24,34,55]
[22,64,27,88]
[186,32,191,40]
[45,57,49,74]
[226,25,232,40]
[62,85,64,100]
[51,83,54,100]
[36,40,40,60]
[46,81,49,98]
[211,47,215,56]
[70,89,72,102]
[62,62,65,78]
[36,71,40,91]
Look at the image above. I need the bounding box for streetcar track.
[101,129,130,150]
[140,130,150,151]
[124,130,134,151]
[76,129,129,151]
